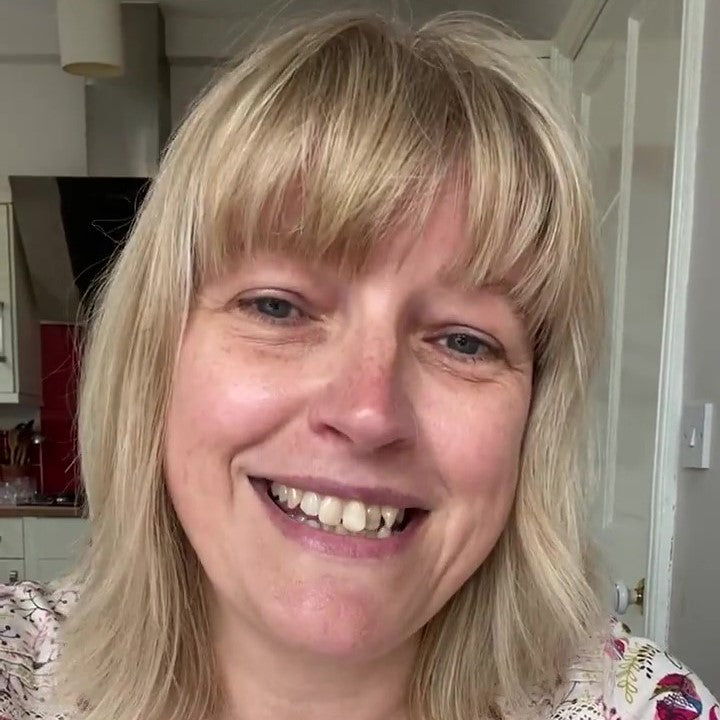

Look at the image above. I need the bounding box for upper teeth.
[270,482,405,535]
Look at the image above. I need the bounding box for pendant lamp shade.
[57,0,124,78]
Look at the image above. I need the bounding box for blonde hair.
[59,11,604,720]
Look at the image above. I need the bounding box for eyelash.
[237,295,504,362]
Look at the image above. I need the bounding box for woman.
[0,11,716,720]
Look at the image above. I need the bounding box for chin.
[261,579,396,660]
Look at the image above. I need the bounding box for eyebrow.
[436,270,529,326]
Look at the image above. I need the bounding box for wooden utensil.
[7,420,33,466]
[7,428,18,466]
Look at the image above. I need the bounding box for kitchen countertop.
[0,505,86,519]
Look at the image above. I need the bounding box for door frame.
[552,0,706,645]
[644,0,705,645]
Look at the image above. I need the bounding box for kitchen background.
[0,0,719,694]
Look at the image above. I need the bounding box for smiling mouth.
[252,478,420,540]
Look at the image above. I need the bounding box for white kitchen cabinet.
[0,515,87,584]
[0,517,24,557]
[23,517,86,583]
[0,559,24,584]
[0,203,40,404]
[0,517,24,584]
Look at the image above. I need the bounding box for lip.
[250,479,427,560]
[249,474,430,510]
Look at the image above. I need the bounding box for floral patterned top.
[0,582,716,720]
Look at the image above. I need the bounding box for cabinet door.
[28,557,75,585]
[0,558,24,585]
[0,204,15,393]
[0,518,24,558]
[23,517,87,583]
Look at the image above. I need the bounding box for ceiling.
[156,0,575,40]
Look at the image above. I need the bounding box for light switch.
[681,402,713,469]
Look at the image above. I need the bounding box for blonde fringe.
[58,11,605,720]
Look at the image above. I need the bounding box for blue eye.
[253,297,297,319]
[238,295,305,324]
[440,332,497,360]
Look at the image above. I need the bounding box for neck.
[212,604,418,720]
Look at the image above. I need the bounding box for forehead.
[360,188,471,281]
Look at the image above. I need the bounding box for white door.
[572,0,684,636]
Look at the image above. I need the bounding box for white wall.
[0,0,56,56]
[0,63,86,201]
[668,0,720,696]
[162,12,229,129]
[170,64,217,128]
[86,3,168,177]
[0,0,86,202]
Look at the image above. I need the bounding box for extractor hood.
[8,3,168,323]
[10,176,149,323]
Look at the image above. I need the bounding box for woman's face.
[165,193,533,661]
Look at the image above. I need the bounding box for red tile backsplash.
[40,323,80,495]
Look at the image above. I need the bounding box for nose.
[307,334,417,454]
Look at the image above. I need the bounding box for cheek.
[426,379,531,500]
[163,324,309,562]
[165,329,301,470]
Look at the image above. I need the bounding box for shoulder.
[604,621,718,720]
[550,620,719,720]
[0,581,78,719]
